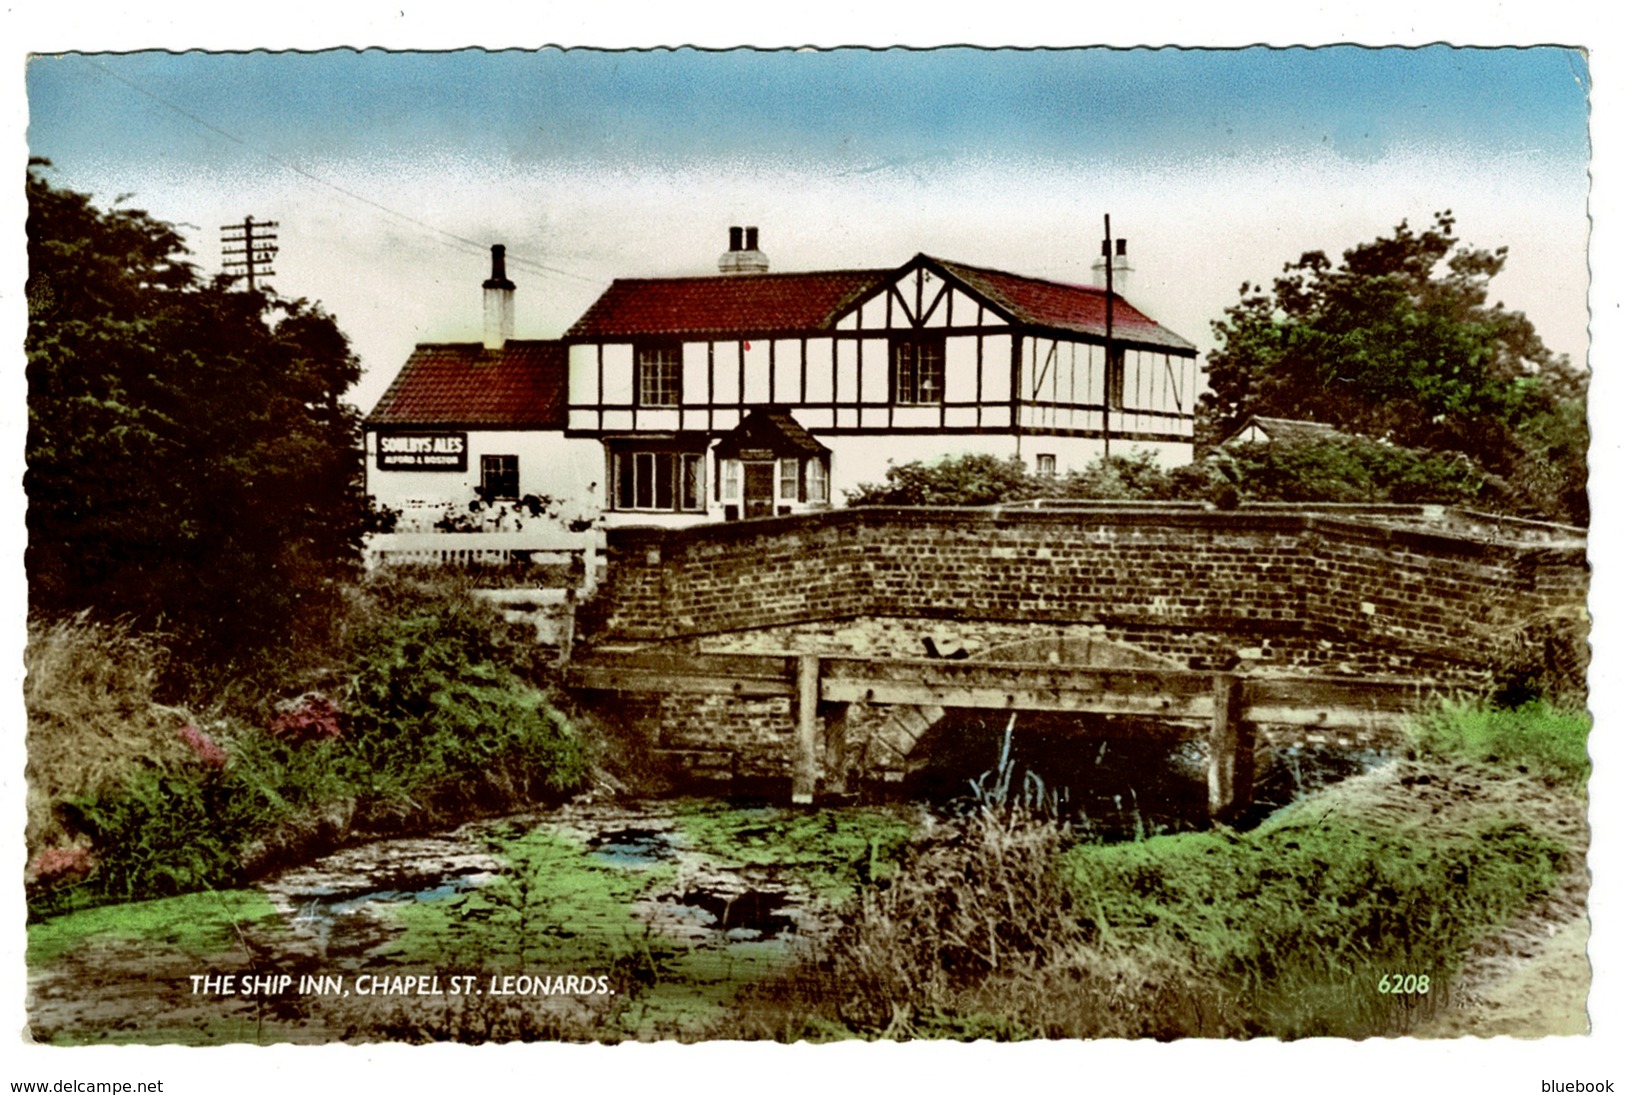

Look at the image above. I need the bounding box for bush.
[1204,437,1510,509]
[66,768,244,901]
[1409,701,1591,788]
[846,452,1043,507]
[341,585,585,809]
[29,574,587,914]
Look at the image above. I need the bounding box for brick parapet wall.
[586,505,1587,675]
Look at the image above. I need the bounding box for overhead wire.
[77,56,602,286]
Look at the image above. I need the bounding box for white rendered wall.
[364,430,604,531]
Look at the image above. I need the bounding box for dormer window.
[893,336,945,405]
[636,344,682,407]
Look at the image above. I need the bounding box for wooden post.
[1207,673,1253,819]
[555,588,577,665]
[793,654,821,805]
[823,702,852,795]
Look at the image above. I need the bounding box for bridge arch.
[853,634,1180,781]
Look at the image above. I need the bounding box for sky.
[23,46,1594,414]
[6,9,1622,1092]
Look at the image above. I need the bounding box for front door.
[743,461,775,519]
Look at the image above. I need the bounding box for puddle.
[587,827,678,867]
[674,887,797,940]
[283,868,496,957]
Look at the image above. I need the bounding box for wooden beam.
[1244,676,1434,730]
[565,652,795,698]
[567,652,1434,731]
[819,657,1215,717]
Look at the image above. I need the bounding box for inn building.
[364,229,1199,530]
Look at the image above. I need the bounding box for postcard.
[8,14,1616,1094]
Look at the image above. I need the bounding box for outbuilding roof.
[364,340,567,429]
[1220,415,1356,447]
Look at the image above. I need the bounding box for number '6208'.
[1378,973,1431,994]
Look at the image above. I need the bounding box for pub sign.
[376,431,468,471]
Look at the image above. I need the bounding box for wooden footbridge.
[566,650,1440,817]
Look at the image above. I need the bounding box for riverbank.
[26,706,1588,1044]
[26,593,1588,1046]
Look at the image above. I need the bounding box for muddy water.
[26,799,915,1045]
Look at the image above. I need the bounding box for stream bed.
[26,798,919,1044]
[26,739,1395,1044]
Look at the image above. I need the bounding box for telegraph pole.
[1102,214,1116,460]
[221,215,279,291]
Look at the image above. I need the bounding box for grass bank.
[717,701,1588,1041]
[25,572,589,918]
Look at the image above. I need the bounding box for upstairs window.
[636,345,682,407]
[893,337,945,405]
[480,454,519,500]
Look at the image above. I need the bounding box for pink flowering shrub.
[268,692,343,745]
[177,723,228,769]
[32,845,94,884]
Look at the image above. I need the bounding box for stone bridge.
[566,502,1588,811]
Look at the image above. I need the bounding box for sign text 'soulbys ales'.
[377,432,468,471]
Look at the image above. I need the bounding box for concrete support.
[1207,673,1254,820]
[792,654,821,804]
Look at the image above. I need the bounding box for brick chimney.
[718,225,769,274]
[483,244,515,350]
[1091,238,1132,295]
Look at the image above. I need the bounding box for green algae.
[28,888,280,966]
[383,828,678,970]
[672,803,917,900]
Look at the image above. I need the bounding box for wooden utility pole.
[221,215,279,291]
[1102,214,1115,460]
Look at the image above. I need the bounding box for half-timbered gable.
[563,248,1198,523]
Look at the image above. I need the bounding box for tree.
[1199,212,1587,523]
[25,159,368,677]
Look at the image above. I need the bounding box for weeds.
[1408,700,1591,788]
[24,616,192,856]
[29,577,587,917]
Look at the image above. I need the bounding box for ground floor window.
[480,454,520,499]
[612,449,706,512]
[806,458,829,503]
[1036,453,1056,476]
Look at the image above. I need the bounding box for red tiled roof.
[928,256,1197,353]
[364,340,567,429]
[565,269,891,340]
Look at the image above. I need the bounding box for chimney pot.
[718,225,769,275]
[1116,239,1127,257]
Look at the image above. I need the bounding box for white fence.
[362,529,606,593]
